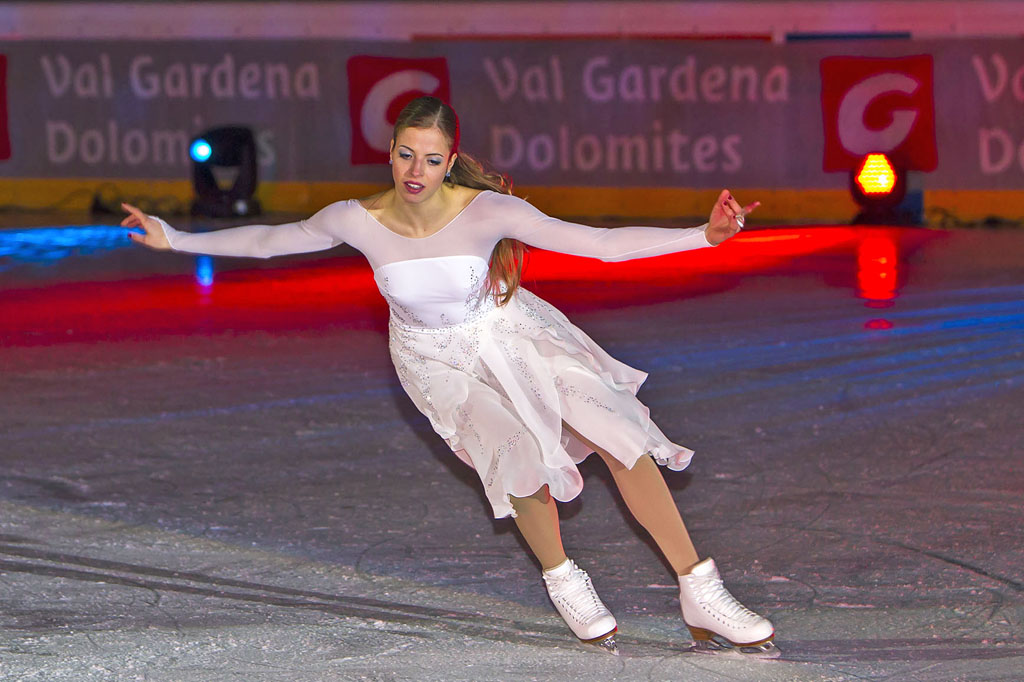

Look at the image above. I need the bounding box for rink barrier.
[3,178,1022,225]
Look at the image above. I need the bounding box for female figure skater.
[123,96,774,656]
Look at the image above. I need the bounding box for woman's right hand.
[121,202,171,250]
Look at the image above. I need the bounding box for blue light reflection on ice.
[636,287,1023,424]
[196,255,214,287]
[0,225,216,290]
[0,225,132,268]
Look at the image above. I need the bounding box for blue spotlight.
[189,127,261,217]
[190,139,213,163]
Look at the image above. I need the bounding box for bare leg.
[509,484,567,571]
[563,422,700,575]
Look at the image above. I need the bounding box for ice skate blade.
[688,628,780,659]
[593,635,620,656]
[580,628,619,656]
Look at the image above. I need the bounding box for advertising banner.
[820,54,937,173]
[1,38,1023,191]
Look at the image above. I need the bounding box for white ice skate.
[542,558,619,655]
[678,558,778,657]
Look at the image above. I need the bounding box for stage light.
[190,139,212,163]
[849,152,907,225]
[855,153,897,195]
[189,126,262,218]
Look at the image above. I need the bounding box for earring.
[388,158,393,165]
[445,170,451,178]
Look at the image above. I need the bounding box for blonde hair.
[393,96,525,306]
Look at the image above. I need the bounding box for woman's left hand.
[705,189,760,245]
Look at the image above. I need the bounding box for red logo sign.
[347,56,451,165]
[0,55,10,161]
[821,55,936,172]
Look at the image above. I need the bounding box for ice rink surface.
[1,220,1022,681]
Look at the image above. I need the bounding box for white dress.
[157,191,715,518]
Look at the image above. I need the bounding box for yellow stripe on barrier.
[4,178,1019,226]
[924,190,1024,223]
[517,186,860,224]
[0,178,195,212]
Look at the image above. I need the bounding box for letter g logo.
[361,71,441,153]
[347,56,451,165]
[821,55,937,172]
[837,72,919,155]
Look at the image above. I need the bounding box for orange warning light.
[847,153,912,225]
[855,153,898,195]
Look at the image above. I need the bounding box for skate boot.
[678,558,778,657]
[542,558,619,654]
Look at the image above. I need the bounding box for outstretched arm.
[504,189,758,261]
[122,201,350,259]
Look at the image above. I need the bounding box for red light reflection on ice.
[0,226,938,347]
[526,228,859,284]
[857,232,898,306]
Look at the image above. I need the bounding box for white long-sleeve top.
[157,190,713,328]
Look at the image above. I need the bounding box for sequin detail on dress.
[374,256,694,518]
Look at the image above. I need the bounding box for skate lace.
[693,574,758,623]
[547,566,607,624]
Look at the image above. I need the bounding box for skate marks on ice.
[881,540,1024,595]
[780,636,1024,663]
[0,505,857,682]
[0,536,720,660]
[0,502,715,659]
[21,512,1015,681]
[628,282,1024,437]
[0,533,598,652]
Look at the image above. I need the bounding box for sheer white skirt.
[388,287,694,519]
